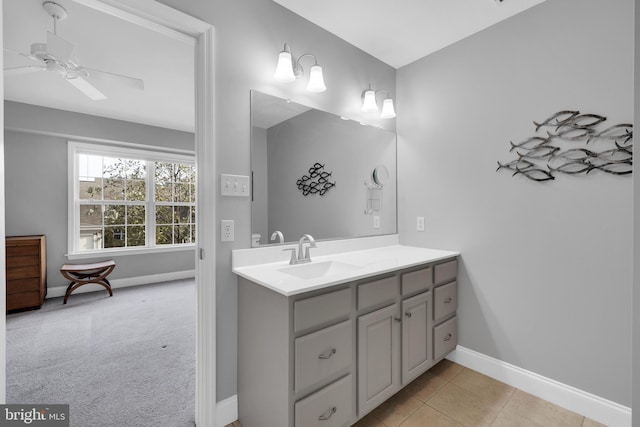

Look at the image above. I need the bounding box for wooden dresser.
[6,235,47,312]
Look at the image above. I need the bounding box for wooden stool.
[60,260,115,304]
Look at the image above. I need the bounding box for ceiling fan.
[4,1,144,100]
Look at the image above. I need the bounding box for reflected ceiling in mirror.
[251,91,397,246]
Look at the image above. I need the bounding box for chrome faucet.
[297,234,316,263]
[282,234,316,265]
[270,231,284,243]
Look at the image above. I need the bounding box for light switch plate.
[221,220,234,242]
[373,215,380,229]
[221,174,250,197]
[417,216,425,232]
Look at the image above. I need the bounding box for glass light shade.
[306,65,327,92]
[274,50,296,82]
[380,98,397,119]
[361,90,378,112]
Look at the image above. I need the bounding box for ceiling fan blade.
[81,67,144,91]
[47,31,74,62]
[4,66,46,76]
[3,47,41,64]
[65,76,107,101]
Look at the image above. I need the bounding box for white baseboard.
[447,346,631,427]
[216,394,238,426]
[46,270,196,299]
[209,348,632,427]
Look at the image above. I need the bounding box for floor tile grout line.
[394,402,426,427]
[485,387,517,427]
[423,401,464,426]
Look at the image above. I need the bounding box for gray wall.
[397,0,633,406]
[155,0,396,400]
[634,0,639,423]
[4,101,196,287]
[265,109,396,242]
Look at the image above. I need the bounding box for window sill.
[66,244,196,260]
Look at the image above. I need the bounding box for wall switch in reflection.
[221,220,234,242]
[373,215,380,229]
[417,216,425,232]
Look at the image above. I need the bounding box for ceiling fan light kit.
[3,1,144,100]
[42,1,68,23]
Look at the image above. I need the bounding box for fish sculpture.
[547,161,594,175]
[533,110,580,131]
[496,159,535,174]
[509,134,552,152]
[516,145,560,159]
[499,110,633,182]
[297,163,336,196]
[513,167,555,182]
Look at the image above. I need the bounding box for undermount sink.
[277,260,361,280]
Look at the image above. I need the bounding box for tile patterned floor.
[226,360,607,427]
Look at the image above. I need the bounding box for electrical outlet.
[417,216,425,232]
[221,220,234,242]
[221,174,250,197]
[373,215,380,229]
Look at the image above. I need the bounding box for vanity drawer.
[434,281,457,323]
[358,276,398,310]
[295,375,353,427]
[434,316,457,361]
[401,267,432,296]
[295,320,352,392]
[434,259,457,285]
[295,288,351,333]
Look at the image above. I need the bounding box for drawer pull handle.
[318,348,337,359]
[394,317,402,323]
[444,297,453,303]
[405,312,412,318]
[444,333,453,342]
[318,406,337,421]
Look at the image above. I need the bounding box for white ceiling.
[273,0,549,68]
[3,0,549,132]
[3,0,194,132]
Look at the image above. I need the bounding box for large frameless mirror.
[250,90,397,246]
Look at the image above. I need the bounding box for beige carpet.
[6,279,196,427]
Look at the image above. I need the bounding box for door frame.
[2,0,217,425]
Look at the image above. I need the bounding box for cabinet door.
[357,304,400,417]
[401,291,432,385]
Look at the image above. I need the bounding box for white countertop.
[232,237,459,296]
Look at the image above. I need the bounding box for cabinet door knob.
[444,297,453,303]
[318,348,337,359]
[318,406,337,421]
[444,333,453,342]
[405,312,412,318]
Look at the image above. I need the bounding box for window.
[69,142,195,256]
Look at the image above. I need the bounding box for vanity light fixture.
[361,86,397,119]
[274,43,327,93]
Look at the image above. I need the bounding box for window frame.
[68,141,196,259]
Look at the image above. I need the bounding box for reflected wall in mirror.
[251,91,397,246]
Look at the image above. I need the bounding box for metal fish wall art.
[296,162,336,196]
[498,110,633,182]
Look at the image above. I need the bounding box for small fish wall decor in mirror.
[296,162,336,196]
[497,110,633,182]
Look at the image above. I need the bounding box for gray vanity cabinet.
[401,291,433,385]
[433,259,458,360]
[357,303,400,416]
[237,256,458,427]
